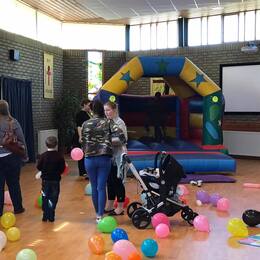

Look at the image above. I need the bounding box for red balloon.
[62,163,69,176]
[114,196,130,208]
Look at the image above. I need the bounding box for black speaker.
[9,49,20,61]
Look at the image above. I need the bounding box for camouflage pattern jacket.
[81,116,126,157]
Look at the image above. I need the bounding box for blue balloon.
[141,239,158,257]
[140,193,147,205]
[111,228,128,243]
[85,183,92,195]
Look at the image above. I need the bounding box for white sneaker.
[96,216,102,224]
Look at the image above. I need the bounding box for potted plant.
[54,90,80,153]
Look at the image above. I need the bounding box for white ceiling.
[21,0,260,24]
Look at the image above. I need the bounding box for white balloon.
[35,171,42,180]
[0,231,7,252]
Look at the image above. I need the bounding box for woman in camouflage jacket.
[81,100,126,223]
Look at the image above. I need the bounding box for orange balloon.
[105,251,122,260]
[128,251,142,260]
[88,235,104,255]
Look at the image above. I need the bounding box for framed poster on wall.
[44,52,54,99]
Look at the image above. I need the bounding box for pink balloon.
[151,213,170,228]
[112,240,137,260]
[70,148,84,161]
[217,198,230,212]
[4,191,12,205]
[178,185,189,195]
[155,223,170,238]
[193,215,210,232]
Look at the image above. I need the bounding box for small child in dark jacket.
[37,136,65,222]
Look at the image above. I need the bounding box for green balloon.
[97,216,117,233]
[16,248,37,260]
[37,196,42,208]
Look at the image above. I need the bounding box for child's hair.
[45,136,58,149]
[104,101,117,110]
[0,100,11,117]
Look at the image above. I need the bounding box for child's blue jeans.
[42,180,60,221]
[84,155,111,216]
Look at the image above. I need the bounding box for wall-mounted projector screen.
[220,63,260,113]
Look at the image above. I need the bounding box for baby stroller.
[124,152,198,229]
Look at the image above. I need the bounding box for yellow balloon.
[0,212,16,229]
[227,218,248,237]
[6,227,21,241]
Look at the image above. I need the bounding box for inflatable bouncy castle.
[95,56,236,173]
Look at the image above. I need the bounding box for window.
[201,17,208,45]
[0,0,16,33]
[167,21,178,48]
[224,15,238,42]
[62,23,125,50]
[37,12,62,47]
[88,52,102,100]
[130,25,140,51]
[151,23,157,49]
[14,1,36,39]
[239,12,245,42]
[157,22,167,49]
[245,11,255,41]
[141,24,150,50]
[188,18,201,46]
[0,0,36,39]
[256,10,260,40]
[208,15,221,44]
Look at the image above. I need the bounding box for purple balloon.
[210,193,222,207]
[196,190,210,204]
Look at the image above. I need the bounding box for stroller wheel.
[127,202,142,219]
[131,208,151,229]
[181,207,198,226]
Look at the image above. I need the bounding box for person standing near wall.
[145,92,167,142]
[104,101,128,216]
[0,100,27,216]
[73,99,92,179]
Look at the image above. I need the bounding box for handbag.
[2,120,26,157]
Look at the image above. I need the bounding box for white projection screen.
[221,63,260,112]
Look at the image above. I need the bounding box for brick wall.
[126,42,260,131]
[103,51,126,83]
[0,29,63,154]
[63,49,87,99]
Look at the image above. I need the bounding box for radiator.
[38,129,58,155]
[223,130,260,156]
